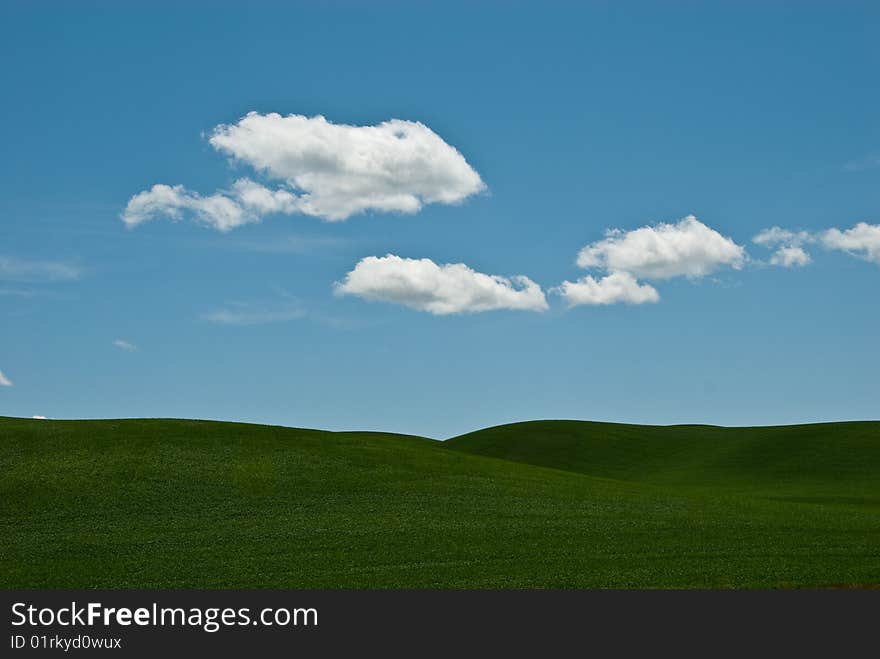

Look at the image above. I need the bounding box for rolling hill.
[1,416,879,588]
[446,420,880,502]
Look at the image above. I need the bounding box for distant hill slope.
[446,420,880,500]
[2,416,879,589]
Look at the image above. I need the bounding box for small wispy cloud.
[230,233,350,254]
[32,415,47,420]
[0,256,81,283]
[113,339,137,352]
[0,287,35,297]
[202,300,307,325]
[200,288,356,327]
[844,153,880,172]
[0,369,12,387]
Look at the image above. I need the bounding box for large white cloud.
[576,215,746,279]
[0,369,11,387]
[122,113,485,229]
[556,271,659,306]
[335,255,548,315]
[821,222,880,264]
[210,113,486,221]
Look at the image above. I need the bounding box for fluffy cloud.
[769,246,811,267]
[752,226,813,267]
[754,222,880,266]
[113,339,137,352]
[209,113,485,221]
[821,222,880,264]
[0,369,12,387]
[558,215,744,307]
[576,215,745,279]
[335,255,548,315]
[555,271,659,306]
[230,178,298,216]
[122,113,485,229]
[752,226,811,248]
[121,181,277,232]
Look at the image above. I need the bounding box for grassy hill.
[1,416,879,588]
[446,420,880,502]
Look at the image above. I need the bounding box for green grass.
[1,416,879,588]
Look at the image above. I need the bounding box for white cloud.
[821,222,880,264]
[209,112,485,221]
[754,222,880,266]
[753,226,814,267]
[230,178,299,215]
[113,339,137,352]
[335,255,548,315]
[769,246,811,268]
[753,226,812,248]
[0,256,81,282]
[123,113,485,229]
[0,369,12,386]
[555,271,659,306]
[558,216,744,306]
[32,415,47,420]
[576,215,745,279]
[122,181,275,232]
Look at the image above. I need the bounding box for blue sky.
[1,2,878,438]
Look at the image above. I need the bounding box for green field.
[2,416,879,588]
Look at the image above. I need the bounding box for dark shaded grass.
[447,420,880,499]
